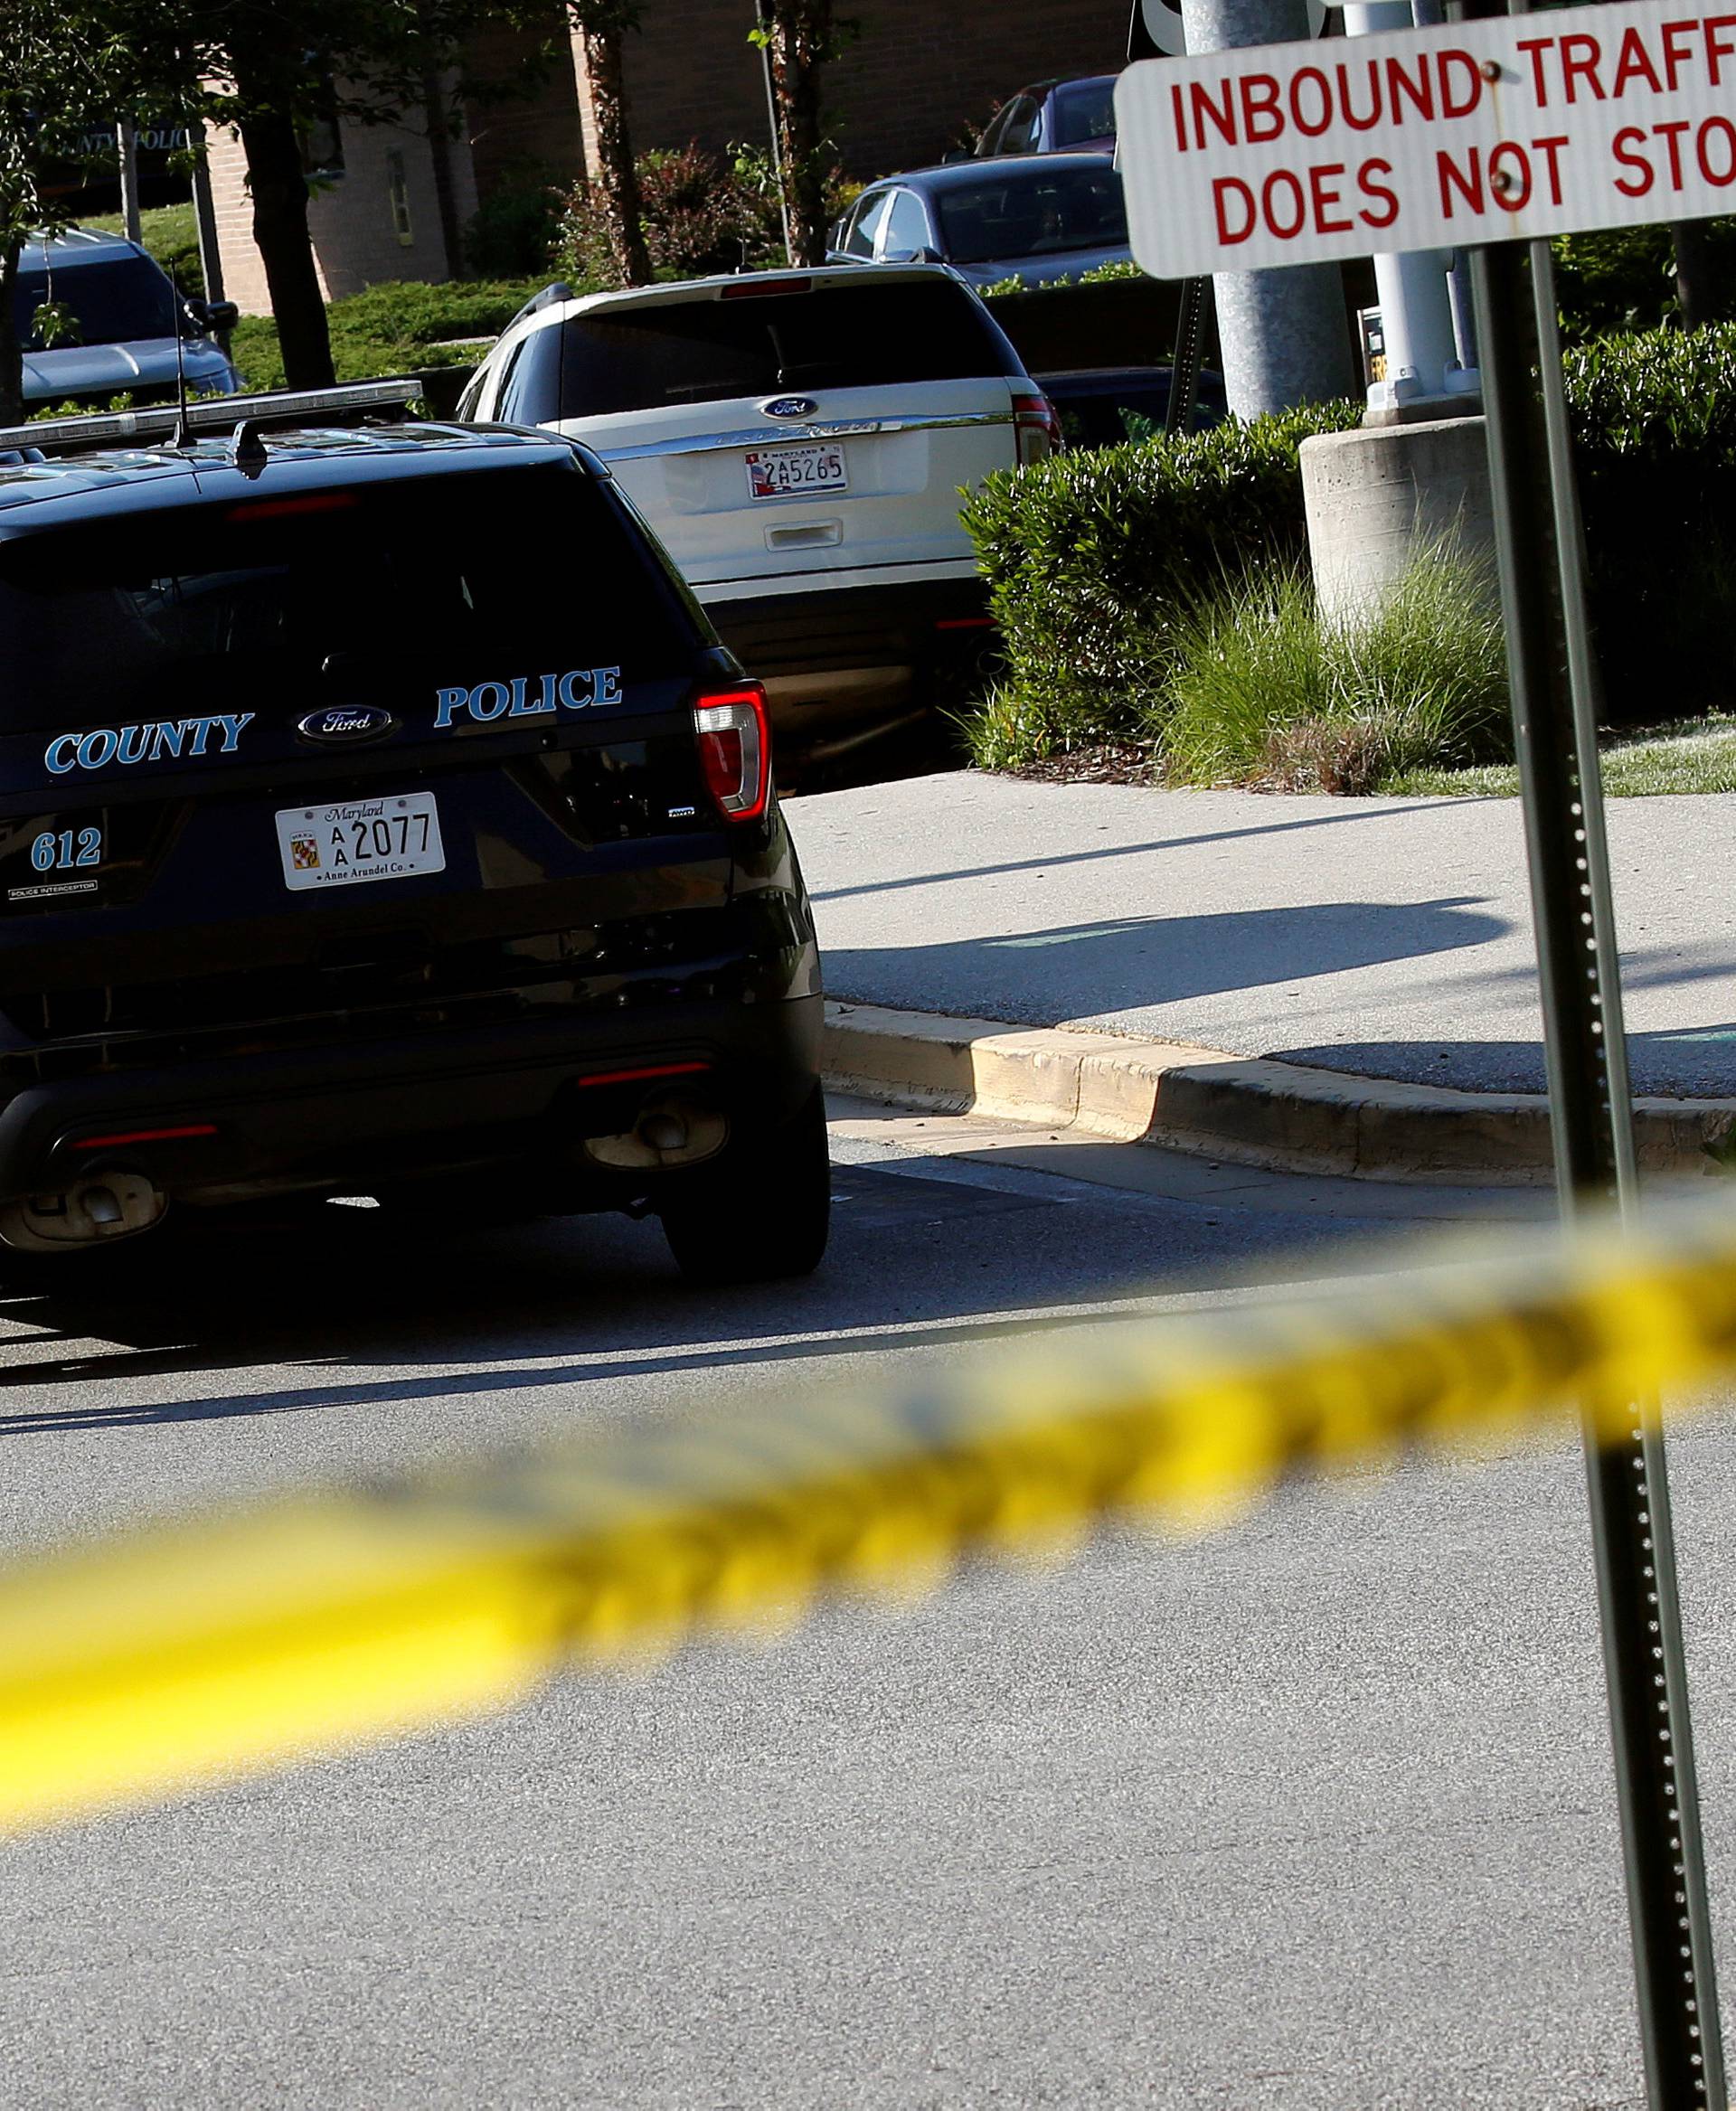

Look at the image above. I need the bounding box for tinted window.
[1052,80,1118,147]
[13,256,183,351]
[881,192,931,256]
[936,166,1127,264]
[998,97,1042,153]
[0,462,689,734]
[555,282,1019,414]
[840,193,891,259]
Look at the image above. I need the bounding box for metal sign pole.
[1469,224,1726,2111]
[1164,277,1210,438]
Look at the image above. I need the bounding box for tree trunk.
[236,103,335,389]
[580,24,651,287]
[768,0,832,268]
[0,244,23,428]
[1672,220,1727,330]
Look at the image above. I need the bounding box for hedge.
[959,400,1361,743]
[965,322,1736,745]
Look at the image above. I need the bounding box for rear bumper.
[0,994,823,1209]
[704,576,997,746]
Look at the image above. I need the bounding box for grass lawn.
[1386,715,1736,796]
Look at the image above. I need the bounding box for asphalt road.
[791,774,1736,1098]
[0,1106,1731,2108]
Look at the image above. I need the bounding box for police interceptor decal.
[45,713,255,776]
[434,667,622,730]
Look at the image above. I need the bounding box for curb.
[821,1001,1736,1184]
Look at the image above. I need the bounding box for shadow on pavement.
[826,898,1508,1015]
[807,796,1462,905]
[0,1160,1348,1437]
[1278,1025,1736,1097]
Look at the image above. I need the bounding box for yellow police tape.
[5,1205,1736,1838]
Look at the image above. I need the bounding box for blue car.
[14,228,240,411]
[827,154,1131,292]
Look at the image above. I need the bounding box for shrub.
[959,398,1361,753]
[1553,221,1736,342]
[1160,555,1511,792]
[1569,322,1736,714]
[464,165,564,278]
[557,144,782,287]
[229,277,549,391]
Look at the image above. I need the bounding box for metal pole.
[1177,0,1354,416]
[1470,228,1726,2111]
[1164,278,1210,438]
[116,123,143,246]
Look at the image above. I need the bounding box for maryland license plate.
[745,442,847,500]
[276,793,445,891]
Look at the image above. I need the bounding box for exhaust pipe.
[0,1169,168,1252]
[581,1093,728,1173]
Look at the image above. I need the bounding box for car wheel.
[660,1084,830,1286]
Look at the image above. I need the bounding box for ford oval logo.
[297,704,396,746]
[763,395,817,419]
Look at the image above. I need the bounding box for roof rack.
[502,282,577,335]
[0,378,425,461]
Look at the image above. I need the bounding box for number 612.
[31,827,100,872]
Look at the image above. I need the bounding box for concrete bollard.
[1301,414,1497,626]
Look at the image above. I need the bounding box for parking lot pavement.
[789,772,1736,1098]
[0,1106,1731,2106]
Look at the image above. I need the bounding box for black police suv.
[0,394,827,1284]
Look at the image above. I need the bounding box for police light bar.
[0,379,425,459]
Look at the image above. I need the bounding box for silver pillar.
[1178,0,1355,418]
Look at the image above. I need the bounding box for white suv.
[458,264,1058,764]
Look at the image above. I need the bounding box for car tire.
[660,1084,830,1286]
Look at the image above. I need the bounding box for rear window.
[13,256,181,352]
[1052,80,1118,148]
[542,280,1022,419]
[0,459,689,735]
[936,166,1127,264]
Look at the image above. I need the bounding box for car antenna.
[167,258,193,451]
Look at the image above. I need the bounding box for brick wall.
[209,96,469,316]
[465,15,587,203]
[211,0,1128,320]
[604,0,1127,182]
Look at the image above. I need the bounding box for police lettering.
[433,667,624,730]
[44,713,255,776]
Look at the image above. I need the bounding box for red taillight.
[1012,391,1061,465]
[694,684,771,823]
[224,494,357,522]
[719,276,813,299]
[71,1123,217,1149]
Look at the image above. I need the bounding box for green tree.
[0,1,155,422]
[752,0,850,267]
[564,0,650,287]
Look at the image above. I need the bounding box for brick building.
[210,0,1128,313]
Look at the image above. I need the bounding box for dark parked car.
[829,155,1130,291]
[1035,365,1229,448]
[976,74,1119,157]
[12,228,239,411]
[0,390,827,1286]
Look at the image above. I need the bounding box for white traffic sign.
[1116,0,1736,275]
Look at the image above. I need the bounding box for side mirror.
[882,247,943,266]
[941,147,974,164]
[205,300,240,334]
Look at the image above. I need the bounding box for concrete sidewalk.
[788,773,1736,1099]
